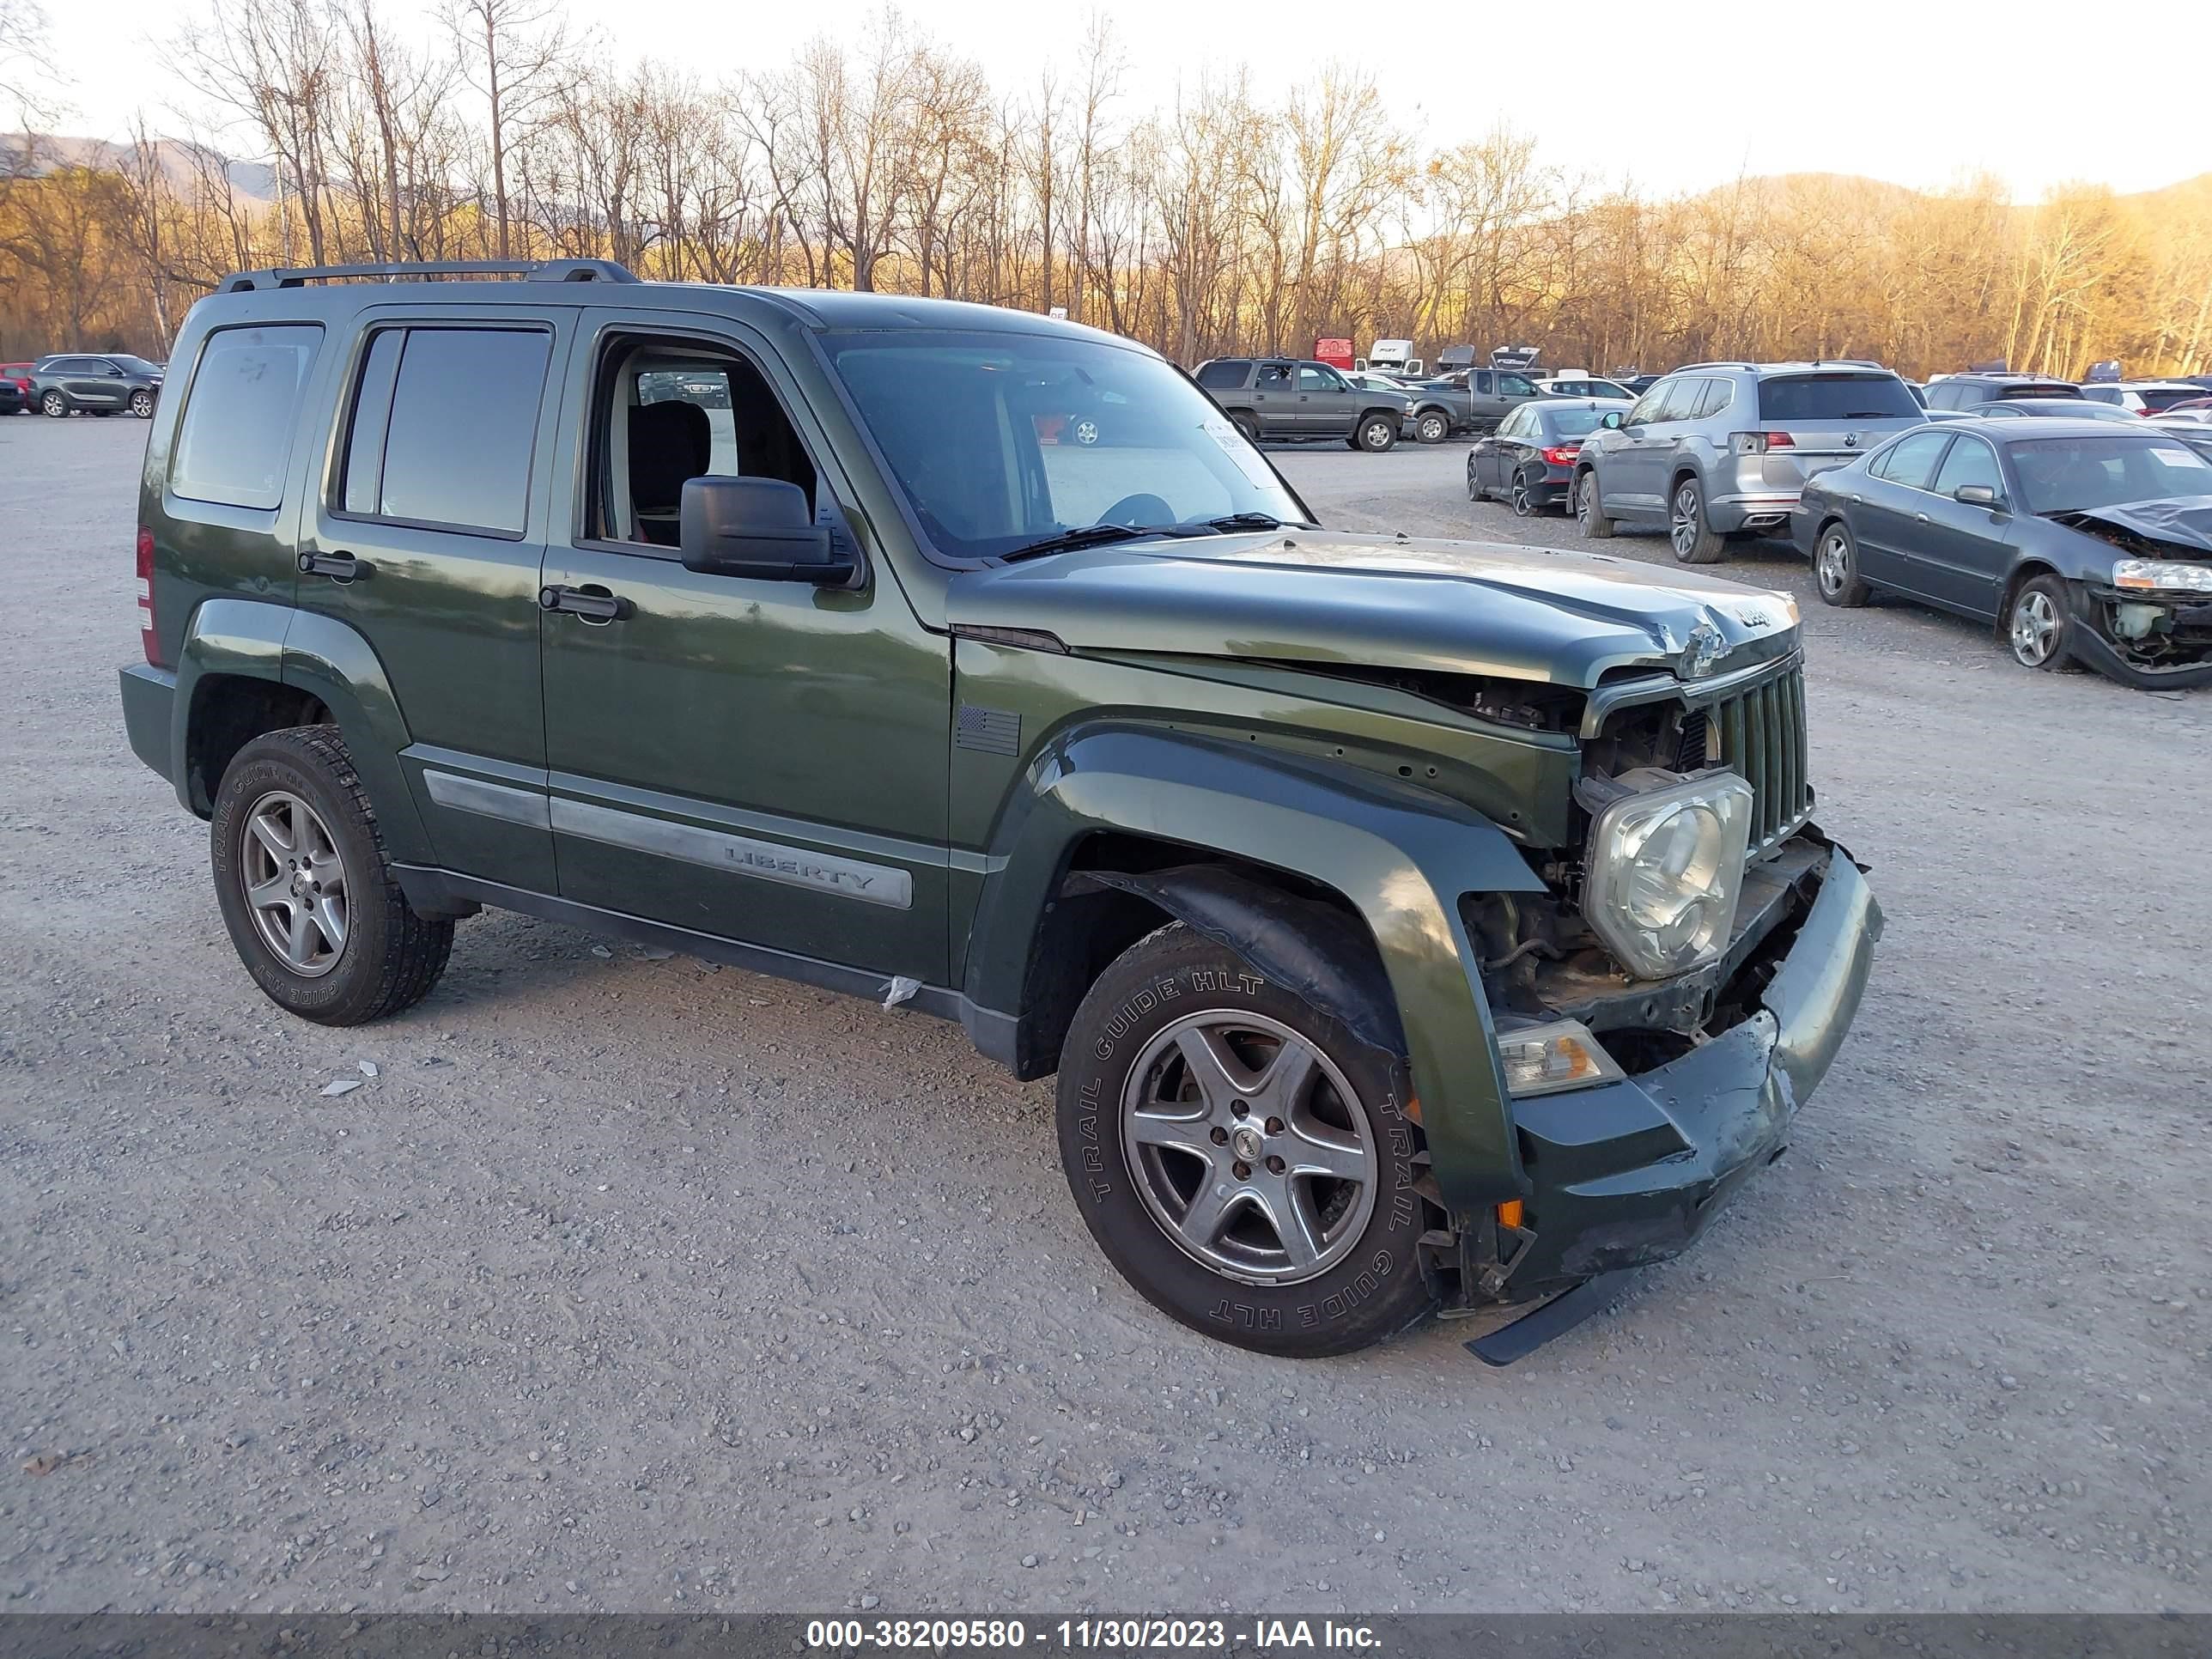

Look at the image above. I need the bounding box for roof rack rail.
[217,258,639,294]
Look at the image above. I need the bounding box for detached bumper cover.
[1504,844,1883,1297]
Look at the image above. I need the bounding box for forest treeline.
[3,0,2209,378]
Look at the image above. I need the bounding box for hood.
[2046,496,2212,556]
[946,529,1800,687]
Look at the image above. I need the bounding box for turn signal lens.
[1498,1018,1626,1098]
[1496,1200,1525,1231]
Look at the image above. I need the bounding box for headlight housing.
[2112,558,2212,593]
[1583,769,1754,980]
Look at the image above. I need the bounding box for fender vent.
[955,704,1022,757]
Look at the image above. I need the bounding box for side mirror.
[679,477,854,585]
[1954,483,2001,507]
[1601,411,1624,429]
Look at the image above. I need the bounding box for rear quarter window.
[1759,374,1920,422]
[1195,360,1251,389]
[170,325,325,511]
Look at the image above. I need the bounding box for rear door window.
[170,324,325,510]
[1758,374,1921,422]
[1871,430,1953,489]
[1654,378,1707,422]
[1195,360,1250,389]
[341,326,552,538]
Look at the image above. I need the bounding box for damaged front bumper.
[1490,842,1883,1314]
[2069,582,2212,690]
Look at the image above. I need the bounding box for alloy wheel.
[131,390,154,417]
[1511,478,1534,516]
[240,789,349,976]
[1817,531,1850,597]
[1670,483,1704,558]
[41,392,66,417]
[1120,1009,1377,1285]
[2011,589,2060,666]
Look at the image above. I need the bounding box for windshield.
[2008,434,2212,514]
[1757,373,1921,422]
[823,331,1306,562]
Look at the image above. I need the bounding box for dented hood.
[946,529,1800,687]
[2046,495,2212,556]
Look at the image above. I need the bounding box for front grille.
[1705,665,1812,854]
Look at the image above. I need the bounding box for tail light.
[1730,431,1796,454]
[1540,444,1581,466]
[136,525,161,665]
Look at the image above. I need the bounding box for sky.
[26,0,2212,203]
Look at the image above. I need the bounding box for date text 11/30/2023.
[805,1618,1383,1652]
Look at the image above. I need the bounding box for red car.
[0,362,33,412]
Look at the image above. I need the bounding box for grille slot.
[1705,665,1812,854]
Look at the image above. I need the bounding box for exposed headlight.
[2112,558,2212,592]
[1583,771,1754,980]
[1498,1018,1626,1097]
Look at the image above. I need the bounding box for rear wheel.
[1414,410,1449,445]
[1356,414,1397,453]
[1576,471,1613,538]
[1668,477,1728,563]
[2007,575,2076,672]
[210,726,454,1024]
[1057,922,1434,1357]
[1510,471,1537,517]
[1814,521,1870,606]
[1231,412,1260,445]
[40,390,69,418]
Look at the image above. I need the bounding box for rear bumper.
[1706,489,1803,532]
[119,662,178,784]
[1501,843,1883,1299]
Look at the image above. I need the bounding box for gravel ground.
[2,416,2208,1616]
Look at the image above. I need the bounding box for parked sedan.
[1793,418,2212,688]
[0,376,21,416]
[1,362,33,410]
[1971,398,2140,422]
[1468,398,1632,515]
[30,353,164,417]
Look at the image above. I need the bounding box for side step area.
[1464,1269,1635,1366]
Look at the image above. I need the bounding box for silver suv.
[1573,362,1925,562]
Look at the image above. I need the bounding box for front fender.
[173,599,430,865]
[964,723,1545,1212]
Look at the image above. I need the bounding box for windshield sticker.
[2150,446,2207,467]
[1200,416,1284,489]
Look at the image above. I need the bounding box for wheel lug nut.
[1209,1127,1229,1146]
[1231,1161,1251,1182]
[1266,1155,1286,1176]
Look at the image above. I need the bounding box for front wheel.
[1057,923,1434,1357]
[1814,521,1870,606]
[1576,471,1613,538]
[1356,414,1397,453]
[210,726,455,1024]
[1668,477,1728,563]
[2007,575,2076,672]
[1414,410,1449,445]
[130,389,155,418]
[40,391,69,418]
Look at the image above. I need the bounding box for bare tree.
[448,0,574,259]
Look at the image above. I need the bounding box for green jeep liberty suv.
[119,260,1882,1360]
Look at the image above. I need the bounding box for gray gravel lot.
[3,416,2208,1615]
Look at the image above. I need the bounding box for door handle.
[538,584,629,623]
[298,550,368,582]
[1914,512,1930,524]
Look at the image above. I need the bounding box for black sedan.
[1467,398,1631,516]
[1793,418,2212,689]
[29,353,164,418]
[0,376,21,416]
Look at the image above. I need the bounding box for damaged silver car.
[1791,418,2212,689]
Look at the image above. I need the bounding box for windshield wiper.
[999,523,1165,562]
[1184,512,1308,533]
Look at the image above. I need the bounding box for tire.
[130,388,155,418]
[2006,574,2076,672]
[1814,520,1871,607]
[1668,476,1728,563]
[210,726,455,1025]
[1356,414,1397,453]
[1510,471,1537,517]
[1576,471,1613,538]
[40,390,69,418]
[1414,410,1449,445]
[1231,412,1260,445]
[1056,921,1435,1358]
[1466,459,1483,501]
